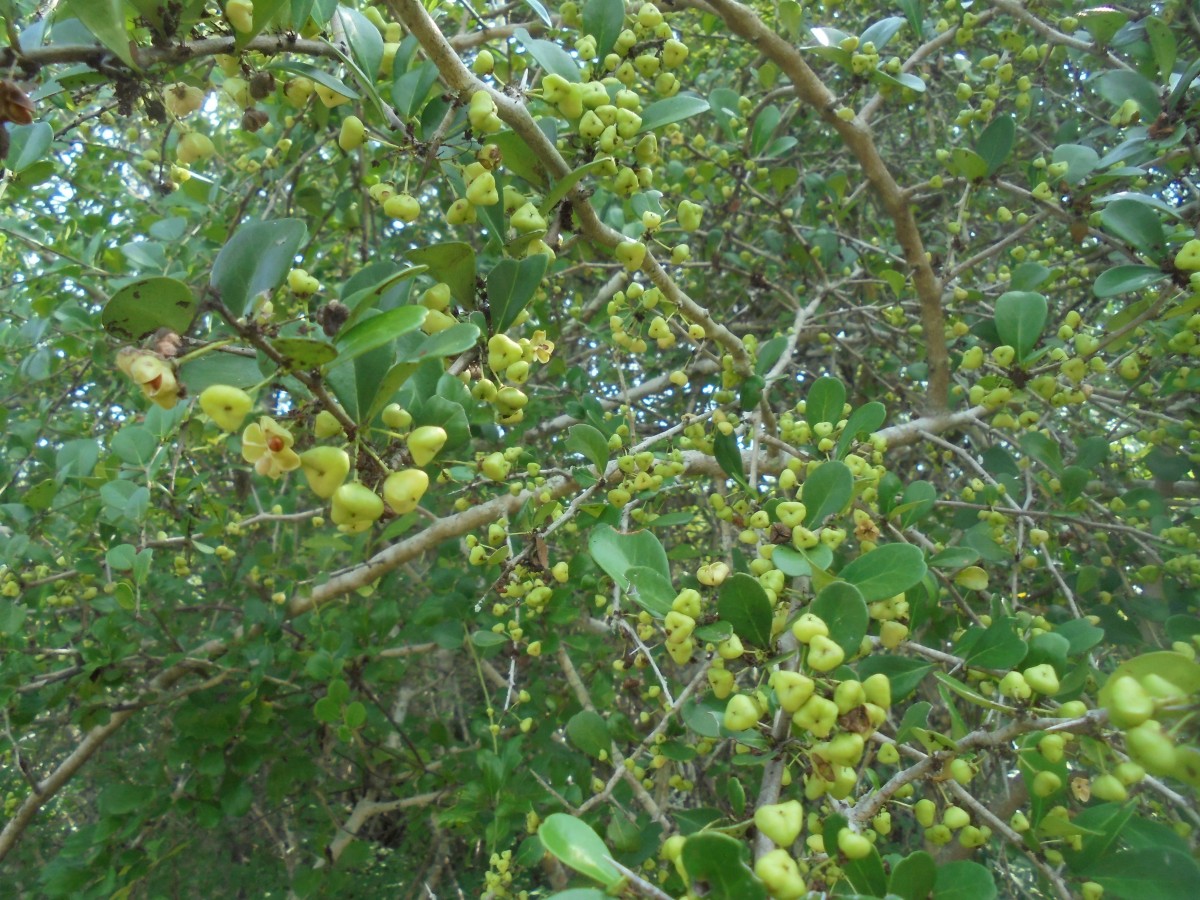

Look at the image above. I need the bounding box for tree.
[0,0,1197,896]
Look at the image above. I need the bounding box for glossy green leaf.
[934,671,1014,713]
[890,850,937,900]
[680,832,766,900]
[835,401,886,459]
[537,814,622,890]
[811,581,868,656]
[842,841,887,897]
[394,323,480,365]
[713,431,747,488]
[211,219,307,316]
[933,860,996,900]
[333,6,383,83]
[566,423,609,473]
[1093,264,1169,297]
[1101,198,1166,261]
[640,93,711,133]
[802,460,853,526]
[6,122,52,173]
[1063,802,1136,874]
[487,255,549,333]
[583,0,624,57]
[330,306,427,369]
[515,28,581,81]
[860,16,906,50]
[1018,431,1063,474]
[271,337,337,369]
[1089,848,1200,900]
[993,290,1047,360]
[406,242,477,309]
[392,61,439,119]
[717,573,773,647]
[102,277,196,340]
[566,710,611,758]
[962,617,1027,670]
[805,375,846,427]
[976,114,1015,175]
[66,0,137,68]
[838,542,927,602]
[750,105,781,157]
[588,524,670,591]
[539,157,614,217]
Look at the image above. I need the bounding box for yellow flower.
[241,416,301,479]
[530,329,555,363]
[117,348,181,409]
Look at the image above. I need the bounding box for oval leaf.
[102,277,197,340]
[811,581,868,656]
[588,524,670,591]
[717,573,773,647]
[805,375,846,427]
[566,710,611,758]
[838,542,927,602]
[640,93,711,133]
[406,242,477,308]
[538,814,621,890]
[271,337,338,369]
[488,255,549,333]
[211,219,307,316]
[802,460,853,526]
[331,306,427,369]
[993,290,1047,360]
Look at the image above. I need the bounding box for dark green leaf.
[1093,265,1168,297]
[976,115,1015,175]
[1101,198,1165,261]
[515,28,581,81]
[859,16,906,51]
[566,710,611,758]
[805,375,846,427]
[1144,16,1176,81]
[750,105,781,158]
[713,431,747,488]
[1095,70,1161,118]
[583,0,625,59]
[835,401,886,459]
[842,843,887,897]
[810,581,868,656]
[717,573,774,647]
[487,255,549,333]
[1064,802,1135,874]
[838,542,927,602]
[857,655,933,701]
[1053,143,1099,184]
[1089,848,1200,900]
[566,423,609,473]
[588,524,670,590]
[993,290,1047,360]
[272,337,338,369]
[334,7,383,84]
[211,219,307,316]
[539,157,614,217]
[6,122,52,172]
[802,460,853,526]
[934,860,996,900]
[1018,431,1063,474]
[392,61,439,119]
[102,277,197,340]
[330,306,426,369]
[949,148,988,181]
[406,242,477,308]
[66,0,137,68]
[962,617,1027,670]
[890,850,937,900]
[626,566,675,617]
[680,832,766,900]
[640,93,711,133]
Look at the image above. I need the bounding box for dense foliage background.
[1,0,1198,897]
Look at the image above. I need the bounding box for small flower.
[530,329,555,363]
[241,416,301,479]
[117,348,182,409]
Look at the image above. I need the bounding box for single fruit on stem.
[407,425,447,466]
[198,384,253,432]
[330,482,384,533]
[382,468,429,514]
[299,446,350,499]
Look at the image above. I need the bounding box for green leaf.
[860,16,906,51]
[471,630,509,647]
[489,131,549,189]
[1144,16,1176,81]
[1095,70,1161,118]
[588,524,670,591]
[802,460,853,526]
[566,710,611,758]
[934,671,1014,713]
[66,0,137,68]
[750,105,781,157]
[1099,651,1200,712]
[211,219,307,317]
[6,122,52,173]
[1077,6,1128,45]
[838,542,927,602]
[406,242,477,309]
[976,114,1015,175]
[392,61,439,119]
[713,431,747,488]
[717,573,773,647]
[235,0,291,47]
[102,277,197,340]
[835,401,886,460]
[583,0,625,58]
[487,255,549,333]
[99,782,145,816]
[515,28,581,82]
[890,850,937,900]
[842,843,887,897]
[805,375,846,427]
[394,322,480,363]
[626,566,675,617]
[1101,198,1166,261]
[1093,264,1169,297]
[1088,848,1200,900]
[993,290,1047,360]
[520,0,552,28]
[330,306,426,369]
[566,423,609,473]
[333,6,383,84]
[933,860,996,900]
[639,93,711,133]
[1018,431,1063,474]
[949,148,988,181]
[1052,143,1099,185]
[680,832,766,900]
[1064,802,1135,874]
[537,814,622,890]
[810,581,868,656]
[962,617,1028,670]
[272,337,337,369]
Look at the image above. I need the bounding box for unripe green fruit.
[663,610,695,644]
[724,693,761,731]
[793,694,838,738]
[615,240,646,270]
[1023,664,1060,696]
[791,612,828,643]
[770,670,815,713]
[300,446,351,499]
[472,49,494,75]
[1106,675,1154,727]
[914,798,937,827]
[837,828,872,860]
[862,673,891,708]
[708,665,733,699]
[678,199,703,231]
[806,634,845,672]
[330,482,384,533]
[384,193,421,222]
[407,425,447,466]
[381,403,412,430]
[942,805,970,830]
[1090,774,1127,802]
[338,115,365,151]
[488,333,524,372]
[1038,734,1065,763]
[479,451,510,482]
[466,171,499,206]
[754,849,806,900]
[383,468,430,514]
[1125,720,1177,774]
[198,384,253,432]
[1032,770,1062,797]
[225,0,254,33]
[1113,761,1145,786]
[176,132,215,165]
[754,799,803,847]
[877,742,900,765]
[314,409,343,438]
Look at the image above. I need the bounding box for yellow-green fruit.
[384,193,421,222]
[791,612,828,643]
[914,798,937,828]
[479,451,511,482]
[176,132,215,165]
[770,671,815,713]
[754,849,806,900]
[1174,238,1200,271]
[382,468,430,514]
[466,171,499,206]
[488,333,524,372]
[724,693,761,731]
[754,800,804,847]
[473,49,495,75]
[407,425,447,466]
[299,446,351,499]
[225,0,254,33]
[198,385,253,432]
[338,115,365,151]
[1032,770,1062,797]
[837,828,873,860]
[1125,720,1177,775]
[330,482,384,533]
[1090,774,1127,802]
[314,409,343,438]
[961,345,983,370]
[806,634,845,672]
[615,240,646,270]
[381,403,412,430]
[1106,675,1154,727]
[1023,664,1060,695]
